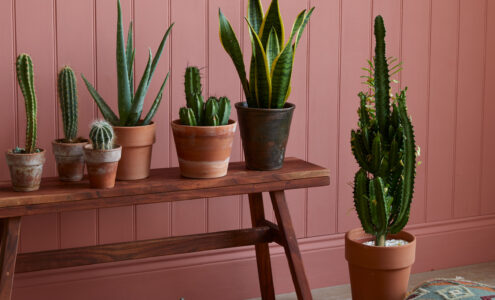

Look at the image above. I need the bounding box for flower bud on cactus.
[89,120,114,150]
[58,66,79,142]
[16,53,38,153]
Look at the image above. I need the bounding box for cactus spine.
[351,15,417,247]
[58,66,78,142]
[89,120,114,150]
[179,66,231,126]
[16,54,38,154]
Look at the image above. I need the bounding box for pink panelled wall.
[0,0,494,299]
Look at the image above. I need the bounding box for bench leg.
[0,217,21,300]
[249,193,275,300]
[270,191,312,300]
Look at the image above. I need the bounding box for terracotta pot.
[52,139,88,182]
[83,144,121,189]
[235,102,295,170]
[113,122,155,180]
[5,149,46,192]
[345,228,416,300]
[171,119,237,178]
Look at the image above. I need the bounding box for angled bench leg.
[0,217,21,300]
[270,191,312,300]
[249,193,275,300]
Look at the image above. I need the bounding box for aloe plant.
[351,15,417,247]
[219,0,314,109]
[82,0,173,126]
[58,66,79,142]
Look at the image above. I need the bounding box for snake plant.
[351,16,417,247]
[219,0,314,109]
[82,0,173,126]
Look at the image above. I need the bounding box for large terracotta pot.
[52,139,88,182]
[235,102,294,170]
[113,122,155,180]
[171,119,237,178]
[83,144,121,189]
[345,228,416,300]
[5,149,46,192]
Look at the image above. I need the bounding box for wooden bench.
[0,157,330,300]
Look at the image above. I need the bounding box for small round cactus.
[58,66,78,142]
[89,120,114,150]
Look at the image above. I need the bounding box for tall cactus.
[351,15,417,247]
[58,66,78,142]
[16,54,38,154]
[89,120,114,150]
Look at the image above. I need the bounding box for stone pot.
[171,119,237,178]
[83,144,121,189]
[113,122,155,180]
[345,228,416,300]
[235,102,294,170]
[5,149,46,192]
[52,139,88,182]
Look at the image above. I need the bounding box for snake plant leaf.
[249,57,257,107]
[126,22,134,96]
[148,23,174,86]
[117,0,132,125]
[295,7,315,48]
[259,0,284,48]
[288,10,307,45]
[247,0,263,34]
[81,74,120,125]
[219,9,251,104]
[126,49,152,125]
[142,72,169,125]
[270,43,294,108]
[247,19,271,108]
[266,28,280,72]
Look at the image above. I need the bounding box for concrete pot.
[113,122,155,180]
[345,228,416,300]
[235,102,294,170]
[5,149,46,192]
[52,139,88,182]
[83,144,121,189]
[171,119,237,178]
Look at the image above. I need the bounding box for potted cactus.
[82,0,173,180]
[83,120,121,189]
[345,15,418,300]
[5,54,46,192]
[219,0,313,170]
[171,66,236,178]
[52,66,88,181]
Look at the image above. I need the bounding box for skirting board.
[12,214,495,300]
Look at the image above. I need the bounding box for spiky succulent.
[89,120,114,150]
[58,66,79,142]
[351,15,417,247]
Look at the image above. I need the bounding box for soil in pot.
[83,144,121,189]
[113,122,155,181]
[52,139,88,182]
[5,149,46,192]
[171,119,237,178]
[235,102,294,171]
[345,228,416,300]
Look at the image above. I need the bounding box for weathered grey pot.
[52,139,88,182]
[5,149,46,192]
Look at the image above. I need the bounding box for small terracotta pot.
[5,149,46,192]
[113,122,155,180]
[171,119,237,178]
[83,144,122,189]
[52,139,88,182]
[345,228,416,300]
[235,102,294,171]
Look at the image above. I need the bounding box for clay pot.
[345,228,416,300]
[235,102,294,170]
[83,144,121,189]
[113,122,155,180]
[52,139,88,182]
[171,119,237,178]
[5,149,46,192]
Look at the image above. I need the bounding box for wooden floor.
[250,261,495,300]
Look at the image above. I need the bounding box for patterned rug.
[406,278,495,299]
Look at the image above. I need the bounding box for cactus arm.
[351,130,370,171]
[205,97,219,125]
[217,97,231,125]
[354,169,374,234]
[373,15,391,138]
[371,133,382,173]
[371,177,389,246]
[190,94,204,125]
[179,107,197,126]
[116,0,132,125]
[16,54,37,153]
[148,23,174,86]
[126,49,152,125]
[247,0,263,34]
[81,74,120,125]
[258,0,284,48]
[126,22,134,97]
[142,72,169,126]
[185,67,202,108]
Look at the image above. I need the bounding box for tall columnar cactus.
[89,120,114,150]
[16,53,38,154]
[179,67,231,126]
[58,66,78,142]
[351,15,417,247]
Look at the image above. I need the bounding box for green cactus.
[57,66,79,142]
[89,120,114,150]
[179,67,231,126]
[351,15,417,247]
[16,53,38,154]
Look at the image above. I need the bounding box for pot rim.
[235,101,295,112]
[345,227,416,249]
[83,144,122,152]
[171,119,237,129]
[52,138,89,145]
[112,121,155,129]
[6,148,46,156]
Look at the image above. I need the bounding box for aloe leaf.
[148,23,174,86]
[128,49,135,96]
[266,28,280,72]
[270,43,293,108]
[116,0,132,125]
[126,22,134,96]
[247,19,271,108]
[81,74,119,125]
[259,0,284,48]
[247,0,263,34]
[126,49,152,125]
[142,72,169,125]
